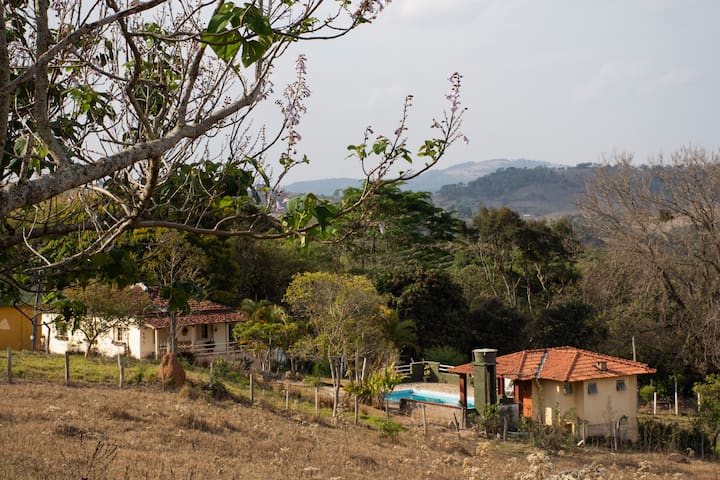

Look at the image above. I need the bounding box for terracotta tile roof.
[448,347,655,382]
[143,290,247,329]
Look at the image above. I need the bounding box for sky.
[268,0,719,184]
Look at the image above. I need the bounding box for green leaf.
[241,36,272,67]
[218,196,235,208]
[202,2,274,66]
[13,136,27,156]
[244,5,273,36]
[206,2,238,34]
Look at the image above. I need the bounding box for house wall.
[138,326,156,359]
[528,376,640,442]
[536,380,580,426]
[0,306,36,351]
[44,313,132,358]
[215,323,230,346]
[580,375,639,441]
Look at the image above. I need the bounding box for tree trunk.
[31,287,40,351]
[329,356,341,417]
[168,311,177,354]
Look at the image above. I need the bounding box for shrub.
[639,417,712,454]
[478,402,500,436]
[639,384,656,405]
[520,416,571,451]
[379,420,403,441]
[132,365,147,385]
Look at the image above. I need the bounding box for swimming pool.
[385,388,475,409]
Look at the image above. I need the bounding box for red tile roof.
[448,347,655,382]
[143,291,247,329]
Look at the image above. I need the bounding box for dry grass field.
[0,351,718,479]
[1,381,719,480]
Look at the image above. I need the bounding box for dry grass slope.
[1,381,719,480]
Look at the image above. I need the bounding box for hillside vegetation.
[434,166,595,219]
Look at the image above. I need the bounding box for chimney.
[595,360,608,372]
[473,348,498,413]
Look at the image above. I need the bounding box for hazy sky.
[269,0,719,184]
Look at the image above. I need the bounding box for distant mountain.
[405,158,559,193]
[434,164,596,219]
[283,158,560,195]
[283,178,362,197]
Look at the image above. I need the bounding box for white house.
[44,290,247,360]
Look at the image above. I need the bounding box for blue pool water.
[385,389,475,409]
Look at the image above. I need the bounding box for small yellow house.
[0,305,37,351]
[450,347,656,442]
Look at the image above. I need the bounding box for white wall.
[43,313,138,358]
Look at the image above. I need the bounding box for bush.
[478,402,500,436]
[379,420,403,441]
[520,417,572,451]
[640,384,657,404]
[639,417,712,454]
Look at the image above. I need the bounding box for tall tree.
[580,149,720,373]
[234,299,301,373]
[467,207,579,312]
[376,267,468,354]
[284,271,395,416]
[335,184,464,273]
[137,229,208,353]
[0,1,465,303]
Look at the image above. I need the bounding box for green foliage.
[378,419,403,441]
[693,374,720,450]
[234,299,300,372]
[519,416,571,452]
[284,271,397,405]
[376,267,467,353]
[202,2,275,66]
[283,193,339,245]
[639,384,657,404]
[467,207,580,312]
[528,299,604,349]
[345,363,404,408]
[460,297,528,355]
[478,402,500,436]
[423,345,466,366]
[436,166,591,219]
[336,184,463,273]
[639,417,712,454]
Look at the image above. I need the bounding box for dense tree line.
[21,146,720,397]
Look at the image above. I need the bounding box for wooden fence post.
[285,387,289,410]
[64,351,70,385]
[118,353,124,389]
[354,394,359,425]
[6,348,12,384]
[250,373,254,404]
[421,404,427,436]
[314,387,319,415]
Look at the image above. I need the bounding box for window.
[587,382,598,395]
[562,382,573,395]
[114,327,128,343]
[199,324,210,339]
[616,379,627,392]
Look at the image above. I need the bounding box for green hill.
[434,165,597,219]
